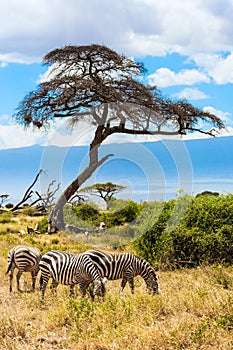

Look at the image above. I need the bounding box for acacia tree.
[81,182,126,209]
[13,44,225,233]
[0,194,9,208]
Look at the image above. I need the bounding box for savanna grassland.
[0,213,233,350]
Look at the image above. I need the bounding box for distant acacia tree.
[13,44,225,233]
[81,182,126,209]
[0,194,9,208]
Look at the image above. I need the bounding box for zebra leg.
[50,279,59,294]
[16,270,24,292]
[93,281,106,300]
[40,277,49,302]
[120,278,128,293]
[128,277,135,294]
[8,268,14,293]
[31,271,37,292]
[79,281,88,298]
[39,274,43,290]
[69,284,75,297]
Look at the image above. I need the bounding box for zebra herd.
[6,245,159,302]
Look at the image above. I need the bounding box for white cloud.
[147,68,210,87]
[0,118,96,149]
[193,52,233,84]
[0,123,47,149]
[172,87,209,100]
[1,0,233,64]
[0,52,38,66]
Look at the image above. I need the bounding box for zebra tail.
[5,252,14,275]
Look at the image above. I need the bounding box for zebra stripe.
[85,250,159,294]
[6,245,42,292]
[39,250,106,301]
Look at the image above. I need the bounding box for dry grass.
[0,216,233,349]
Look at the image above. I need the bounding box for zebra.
[39,250,106,301]
[85,249,159,295]
[6,245,42,293]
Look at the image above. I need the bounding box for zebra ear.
[103,277,108,285]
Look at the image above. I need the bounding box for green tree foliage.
[134,194,233,268]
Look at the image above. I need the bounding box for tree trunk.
[48,153,113,233]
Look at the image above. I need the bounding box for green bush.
[0,211,14,223]
[72,203,100,224]
[105,201,140,227]
[134,194,233,268]
[37,216,48,233]
[134,200,175,265]
[5,203,14,209]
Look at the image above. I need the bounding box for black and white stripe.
[85,250,159,294]
[39,250,106,301]
[6,245,42,292]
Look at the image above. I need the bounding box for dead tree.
[11,170,44,212]
[31,180,61,212]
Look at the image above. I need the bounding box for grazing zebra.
[39,250,106,301]
[6,246,42,292]
[85,250,159,294]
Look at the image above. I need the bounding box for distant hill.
[1,136,233,204]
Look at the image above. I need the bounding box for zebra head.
[145,270,159,294]
[93,278,107,298]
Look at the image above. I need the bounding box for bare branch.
[11,170,44,212]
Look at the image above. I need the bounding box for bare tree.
[11,170,44,212]
[0,194,9,208]
[13,44,225,233]
[31,180,61,212]
[81,182,126,209]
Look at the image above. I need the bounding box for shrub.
[105,201,140,227]
[133,200,175,265]
[0,211,14,223]
[134,194,233,268]
[72,203,100,224]
[5,203,14,209]
[37,216,48,233]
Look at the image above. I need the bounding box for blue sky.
[1,0,233,149]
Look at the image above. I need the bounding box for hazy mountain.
[1,136,233,204]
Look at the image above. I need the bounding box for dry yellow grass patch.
[0,227,232,349]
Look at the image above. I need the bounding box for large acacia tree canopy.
[13,44,225,136]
